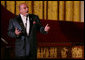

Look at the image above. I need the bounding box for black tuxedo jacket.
[8,14,47,57]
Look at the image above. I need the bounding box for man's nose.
[26,8,28,10]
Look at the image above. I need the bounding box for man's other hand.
[15,27,21,35]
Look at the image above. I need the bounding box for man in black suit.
[8,3,50,59]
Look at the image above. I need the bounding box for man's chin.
[26,13,28,15]
[26,11,28,13]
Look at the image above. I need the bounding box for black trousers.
[15,51,37,60]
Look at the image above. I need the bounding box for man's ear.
[19,10,22,13]
[19,8,22,13]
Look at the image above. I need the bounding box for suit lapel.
[29,14,33,27]
[16,14,35,36]
[16,14,25,30]
[29,14,34,34]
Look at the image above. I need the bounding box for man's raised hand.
[44,24,50,32]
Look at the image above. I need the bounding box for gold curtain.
[59,1,65,21]
[25,1,32,14]
[73,1,81,22]
[1,1,81,22]
[48,1,58,20]
[65,1,73,21]
[44,1,47,20]
[34,1,43,19]
[6,1,15,14]
[16,1,26,15]
[1,1,5,7]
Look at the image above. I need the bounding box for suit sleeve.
[35,16,48,34]
[8,19,20,38]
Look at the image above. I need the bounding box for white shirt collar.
[20,14,30,35]
[20,14,26,18]
[20,14,29,17]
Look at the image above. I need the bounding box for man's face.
[19,4,28,15]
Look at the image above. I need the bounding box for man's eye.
[24,8,26,9]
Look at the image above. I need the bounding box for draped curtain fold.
[1,1,82,22]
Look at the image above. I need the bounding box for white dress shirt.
[20,14,30,36]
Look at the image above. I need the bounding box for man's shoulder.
[9,15,20,23]
[29,14,38,17]
[10,15,20,20]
